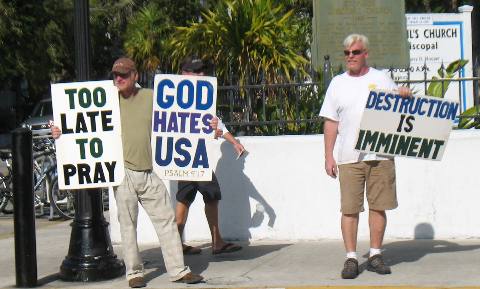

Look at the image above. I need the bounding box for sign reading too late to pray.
[51,80,125,190]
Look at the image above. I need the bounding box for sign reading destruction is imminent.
[51,81,125,189]
[354,90,458,161]
[152,74,217,181]
[312,0,409,69]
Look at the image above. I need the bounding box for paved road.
[0,213,64,239]
[1,213,480,289]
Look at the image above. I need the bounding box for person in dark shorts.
[176,56,245,255]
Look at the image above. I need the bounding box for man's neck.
[348,66,370,77]
[120,87,139,98]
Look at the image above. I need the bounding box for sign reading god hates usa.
[51,81,125,189]
[152,74,217,181]
[354,90,459,161]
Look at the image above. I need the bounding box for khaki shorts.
[338,159,397,214]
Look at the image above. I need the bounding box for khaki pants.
[338,160,397,214]
[114,168,190,281]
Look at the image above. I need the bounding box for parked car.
[21,98,53,137]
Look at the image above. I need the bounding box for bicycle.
[32,143,57,217]
[0,149,13,214]
[32,137,76,219]
[48,176,75,219]
[1,139,58,217]
[1,135,109,220]
[0,146,56,218]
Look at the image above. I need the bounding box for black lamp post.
[59,0,125,281]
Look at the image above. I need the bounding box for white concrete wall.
[109,130,480,244]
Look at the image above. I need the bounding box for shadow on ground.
[359,222,480,271]
[142,242,291,282]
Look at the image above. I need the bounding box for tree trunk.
[423,0,431,12]
[451,0,458,12]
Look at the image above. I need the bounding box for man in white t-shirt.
[319,34,411,279]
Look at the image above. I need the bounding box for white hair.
[343,34,369,50]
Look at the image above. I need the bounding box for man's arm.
[222,132,245,156]
[49,121,62,139]
[210,117,223,139]
[397,86,412,98]
[324,119,339,178]
[210,117,245,155]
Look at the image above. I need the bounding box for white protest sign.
[354,90,459,161]
[51,80,125,189]
[151,74,217,181]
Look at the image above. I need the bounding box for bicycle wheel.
[48,176,75,219]
[33,167,49,216]
[0,177,13,214]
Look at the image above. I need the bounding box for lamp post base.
[59,190,125,282]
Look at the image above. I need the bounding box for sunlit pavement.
[1,214,480,289]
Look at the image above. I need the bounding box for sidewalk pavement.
[1,215,480,289]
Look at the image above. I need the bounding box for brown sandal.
[183,245,201,255]
[212,243,242,255]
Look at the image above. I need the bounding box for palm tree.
[121,1,203,73]
[123,3,172,73]
[168,0,308,86]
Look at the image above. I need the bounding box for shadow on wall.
[413,222,435,239]
[366,222,480,267]
[215,140,276,241]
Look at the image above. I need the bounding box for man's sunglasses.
[113,71,131,79]
[343,49,364,56]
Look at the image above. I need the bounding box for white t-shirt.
[217,118,230,136]
[319,68,397,164]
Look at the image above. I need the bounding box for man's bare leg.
[205,200,242,254]
[176,201,189,238]
[341,213,359,253]
[369,209,386,249]
[176,201,201,254]
[367,209,391,274]
[204,200,224,250]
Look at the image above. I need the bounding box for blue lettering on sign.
[167,112,179,133]
[174,138,191,167]
[153,111,167,132]
[196,80,214,110]
[156,78,214,110]
[383,93,393,111]
[177,112,190,133]
[190,113,201,133]
[155,136,173,165]
[152,111,214,134]
[374,92,385,111]
[155,136,210,168]
[157,79,175,109]
[366,91,377,109]
[365,90,458,120]
[192,139,209,168]
[177,80,195,109]
[202,114,214,134]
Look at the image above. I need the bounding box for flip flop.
[212,243,242,255]
[183,245,201,255]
